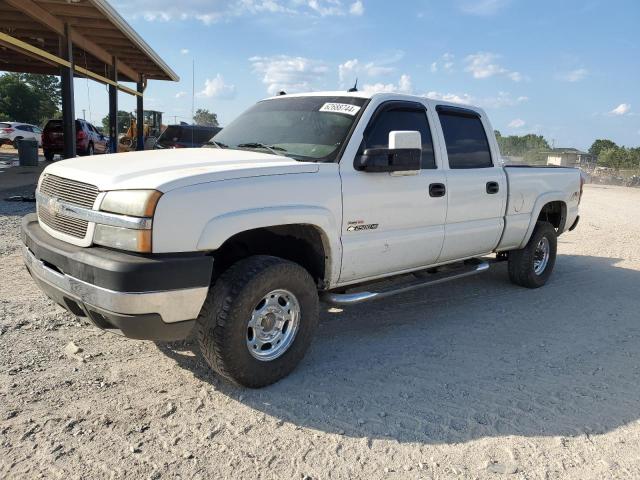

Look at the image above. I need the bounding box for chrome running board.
[322,259,490,306]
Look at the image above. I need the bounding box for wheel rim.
[533,237,550,275]
[247,289,301,361]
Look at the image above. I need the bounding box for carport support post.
[136,77,144,150]
[59,23,75,159]
[108,56,118,153]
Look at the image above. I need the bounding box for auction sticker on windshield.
[319,103,362,116]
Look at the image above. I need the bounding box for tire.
[87,143,94,156]
[44,150,54,161]
[508,221,557,288]
[12,137,23,149]
[197,255,319,388]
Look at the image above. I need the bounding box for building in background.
[546,148,597,168]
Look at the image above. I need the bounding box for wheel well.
[211,225,328,287]
[537,201,566,232]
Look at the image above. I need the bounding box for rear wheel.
[86,143,94,156]
[197,255,319,388]
[12,137,23,149]
[508,221,557,288]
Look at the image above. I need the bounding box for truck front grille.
[37,205,89,238]
[39,174,99,208]
[37,174,99,239]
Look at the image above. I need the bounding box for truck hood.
[42,148,319,192]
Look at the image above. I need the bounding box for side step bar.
[322,259,490,306]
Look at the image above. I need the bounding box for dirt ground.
[1,184,640,479]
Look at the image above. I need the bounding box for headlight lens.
[94,189,161,252]
[94,224,152,253]
[100,190,162,217]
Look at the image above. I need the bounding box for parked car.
[42,118,109,161]
[154,124,222,149]
[0,122,43,148]
[23,91,582,388]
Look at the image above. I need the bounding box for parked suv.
[42,118,109,161]
[154,124,222,149]
[0,122,43,148]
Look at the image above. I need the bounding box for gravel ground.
[1,184,640,480]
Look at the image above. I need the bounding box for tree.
[589,139,618,156]
[193,108,219,127]
[0,73,61,125]
[598,147,628,170]
[496,133,550,164]
[101,111,132,134]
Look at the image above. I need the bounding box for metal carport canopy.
[0,0,179,156]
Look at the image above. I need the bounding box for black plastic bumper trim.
[22,213,213,292]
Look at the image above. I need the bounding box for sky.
[69,0,640,150]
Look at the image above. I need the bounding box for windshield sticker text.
[319,103,361,116]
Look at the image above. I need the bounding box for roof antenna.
[348,78,358,92]
[278,90,287,95]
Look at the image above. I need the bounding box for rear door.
[339,100,447,283]
[433,105,507,262]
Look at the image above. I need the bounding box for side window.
[438,112,493,169]
[17,125,31,132]
[365,107,436,169]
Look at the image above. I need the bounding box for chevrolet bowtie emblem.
[44,196,63,215]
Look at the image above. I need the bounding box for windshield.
[212,96,367,162]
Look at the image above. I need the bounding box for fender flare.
[196,205,341,283]
[518,191,568,249]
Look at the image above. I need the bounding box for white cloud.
[119,0,363,25]
[180,48,189,55]
[249,55,329,95]
[430,53,455,74]
[465,52,524,82]
[458,0,510,16]
[508,118,525,128]
[424,91,474,105]
[199,74,236,98]
[609,103,631,116]
[338,51,403,86]
[362,74,412,94]
[349,1,364,15]
[557,68,588,82]
[481,92,528,108]
[423,91,528,109]
[307,0,366,17]
[175,91,187,99]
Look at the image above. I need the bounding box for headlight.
[93,190,161,253]
[100,190,162,217]
[94,224,152,253]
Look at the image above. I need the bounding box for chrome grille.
[37,205,88,238]
[39,174,99,209]
[37,174,99,239]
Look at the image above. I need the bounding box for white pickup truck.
[22,91,582,387]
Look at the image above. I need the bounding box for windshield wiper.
[203,140,228,149]
[236,142,287,155]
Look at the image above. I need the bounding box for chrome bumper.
[22,244,208,323]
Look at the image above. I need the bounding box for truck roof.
[263,90,486,116]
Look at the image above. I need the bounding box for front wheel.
[508,221,557,288]
[197,255,319,388]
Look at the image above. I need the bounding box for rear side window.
[438,112,493,169]
[365,107,436,169]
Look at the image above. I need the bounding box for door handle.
[429,183,446,197]
[486,181,500,194]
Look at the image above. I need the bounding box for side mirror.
[354,130,422,173]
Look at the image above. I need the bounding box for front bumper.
[22,214,213,340]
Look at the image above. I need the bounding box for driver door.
[338,101,447,283]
